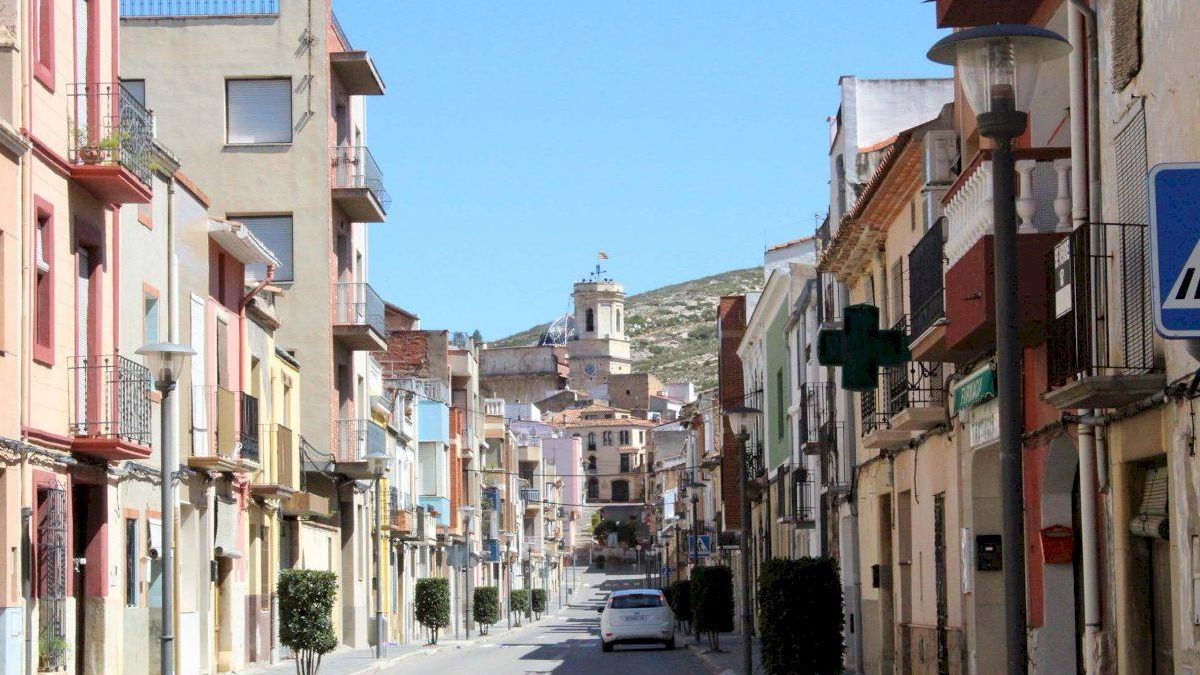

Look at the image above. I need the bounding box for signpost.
[1149,163,1200,338]
[688,534,712,561]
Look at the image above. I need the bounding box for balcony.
[799,382,836,455]
[68,354,152,460]
[908,224,951,361]
[251,423,300,500]
[776,464,815,529]
[522,489,542,513]
[1044,223,1164,409]
[282,492,330,518]
[390,377,450,405]
[328,18,386,96]
[484,398,506,416]
[744,439,766,497]
[333,282,387,351]
[942,149,1072,357]
[820,423,853,494]
[119,0,279,17]
[934,0,1044,28]
[524,536,543,557]
[388,487,417,538]
[67,83,153,203]
[415,505,437,544]
[333,418,387,479]
[482,486,500,511]
[882,317,947,433]
[188,386,260,473]
[331,146,389,222]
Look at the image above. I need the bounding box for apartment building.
[550,403,654,503]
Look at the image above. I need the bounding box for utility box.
[976,534,1003,571]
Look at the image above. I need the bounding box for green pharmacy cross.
[817,304,912,392]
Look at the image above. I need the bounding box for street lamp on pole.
[928,26,1069,675]
[363,442,393,659]
[137,342,195,675]
[503,531,514,630]
[461,506,477,638]
[724,405,761,675]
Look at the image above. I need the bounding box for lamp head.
[135,342,195,389]
[723,405,762,439]
[927,24,1069,117]
[362,442,393,477]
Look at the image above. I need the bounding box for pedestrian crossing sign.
[1149,163,1200,337]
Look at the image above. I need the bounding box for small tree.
[691,566,734,652]
[669,580,693,632]
[757,557,844,674]
[278,569,338,675]
[531,589,547,619]
[511,589,531,626]
[415,577,451,644]
[474,586,500,635]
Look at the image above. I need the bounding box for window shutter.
[226,79,292,144]
[238,215,293,282]
[122,79,146,107]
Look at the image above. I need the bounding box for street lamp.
[461,506,477,638]
[723,405,760,675]
[928,25,1069,675]
[503,531,514,629]
[136,342,194,675]
[362,442,393,658]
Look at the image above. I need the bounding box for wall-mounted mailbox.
[976,534,1002,571]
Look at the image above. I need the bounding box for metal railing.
[860,388,887,435]
[878,317,946,418]
[334,282,386,337]
[330,11,351,50]
[744,440,765,481]
[239,393,260,463]
[390,377,449,405]
[820,423,853,492]
[334,418,377,463]
[69,354,152,445]
[120,0,279,16]
[1046,222,1160,388]
[816,216,832,258]
[192,386,257,461]
[521,489,541,504]
[791,466,816,524]
[800,382,836,450]
[332,145,391,209]
[68,82,154,186]
[908,224,946,339]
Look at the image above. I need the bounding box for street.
[380,568,706,674]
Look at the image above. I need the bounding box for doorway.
[934,493,949,675]
[878,493,895,674]
[611,480,629,503]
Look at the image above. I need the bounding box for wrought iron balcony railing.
[239,393,260,463]
[743,440,765,482]
[69,354,152,444]
[1046,222,1160,389]
[820,425,853,493]
[908,224,946,340]
[335,418,383,463]
[334,282,386,337]
[68,82,154,186]
[521,489,541,504]
[800,382,836,451]
[119,0,279,16]
[860,387,887,436]
[791,466,816,525]
[332,145,391,208]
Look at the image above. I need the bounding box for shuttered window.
[122,79,146,107]
[237,215,294,282]
[226,79,292,144]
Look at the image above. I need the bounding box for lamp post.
[363,442,393,659]
[136,342,195,675]
[461,506,477,638]
[504,531,514,630]
[724,405,761,675]
[928,26,1069,675]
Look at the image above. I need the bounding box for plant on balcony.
[510,589,531,626]
[415,577,451,644]
[473,586,500,635]
[691,565,734,652]
[756,557,844,675]
[38,634,70,671]
[278,569,338,675]
[531,588,547,619]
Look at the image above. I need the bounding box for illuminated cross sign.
[817,304,911,392]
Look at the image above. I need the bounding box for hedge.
[511,589,531,626]
[474,586,500,634]
[415,577,451,644]
[691,566,734,650]
[757,557,844,674]
[278,569,338,675]
[669,580,693,630]
[531,589,547,619]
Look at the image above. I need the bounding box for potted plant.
[38,634,69,673]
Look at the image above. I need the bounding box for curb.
[685,643,736,675]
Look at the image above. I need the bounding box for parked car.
[597,588,675,652]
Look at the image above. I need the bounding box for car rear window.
[611,593,665,609]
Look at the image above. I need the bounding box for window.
[776,369,785,440]
[226,79,292,144]
[122,79,146,107]
[639,431,644,444]
[610,593,665,609]
[585,308,594,332]
[236,215,294,282]
[587,455,596,470]
[34,0,53,88]
[618,430,630,445]
[33,202,53,363]
[587,479,599,499]
[620,454,631,473]
[587,432,596,450]
[125,518,139,606]
[143,290,160,344]
[615,309,622,333]
[602,431,612,446]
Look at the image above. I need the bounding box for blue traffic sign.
[1149,163,1200,337]
[688,535,712,558]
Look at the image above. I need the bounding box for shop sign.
[968,398,1000,450]
[953,366,996,413]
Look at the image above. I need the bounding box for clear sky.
[341,1,950,340]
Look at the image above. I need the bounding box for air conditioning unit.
[923,130,959,187]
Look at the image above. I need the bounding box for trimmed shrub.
[511,589,531,626]
[691,566,734,651]
[278,569,338,675]
[415,577,451,644]
[669,580,693,630]
[757,557,844,675]
[531,588,547,619]
[474,586,500,635]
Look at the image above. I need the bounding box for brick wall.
[718,295,747,530]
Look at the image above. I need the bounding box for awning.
[1130,466,1169,540]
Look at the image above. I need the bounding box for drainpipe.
[1068,5,1102,672]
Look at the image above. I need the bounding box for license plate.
[625,614,647,623]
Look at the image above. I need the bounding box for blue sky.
[342,1,950,339]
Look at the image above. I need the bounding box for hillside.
[493,267,768,390]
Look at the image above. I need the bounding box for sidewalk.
[683,632,764,675]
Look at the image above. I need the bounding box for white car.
[598,588,676,652]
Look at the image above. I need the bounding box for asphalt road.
[381,569,706,674]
